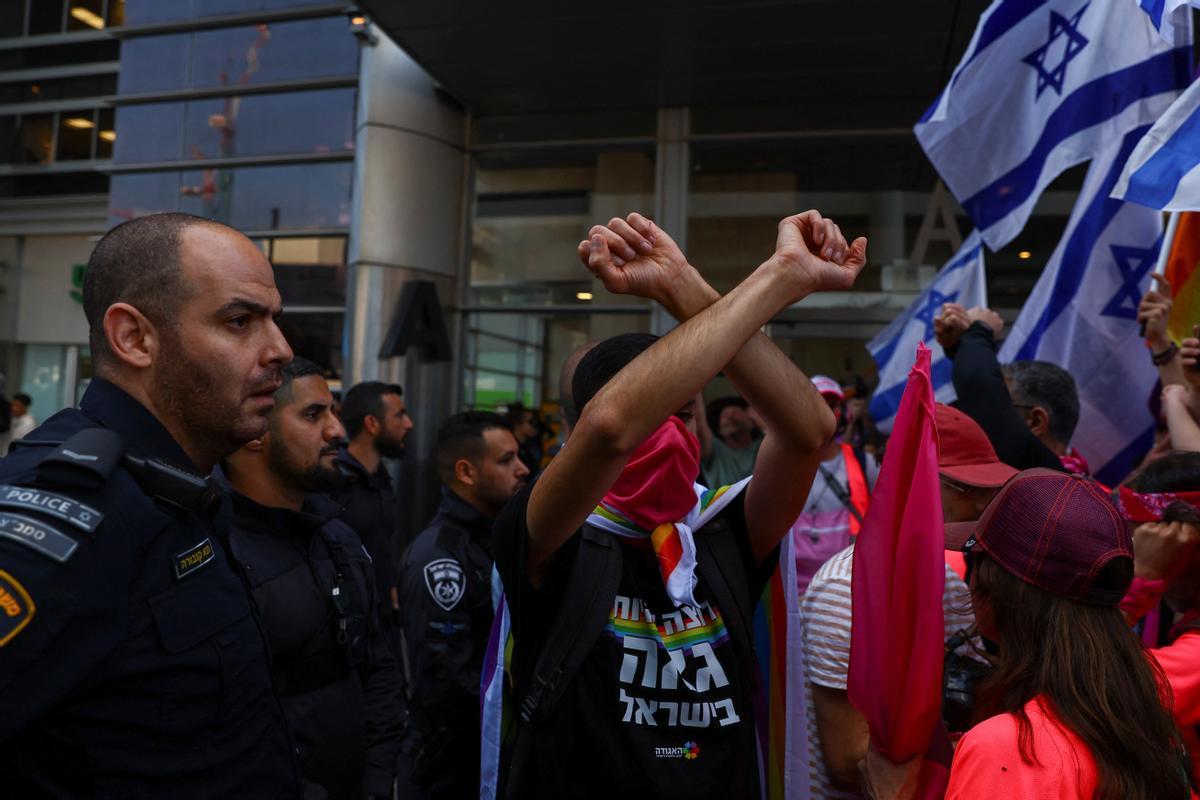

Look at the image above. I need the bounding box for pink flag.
[848,343,948,797]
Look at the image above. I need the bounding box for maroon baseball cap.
[944,468,1134,605]
[935,404,1018,488]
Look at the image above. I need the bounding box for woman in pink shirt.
[940,469,1194,800]
[1117,452,1200,781]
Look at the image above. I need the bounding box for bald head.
[84,213,232,369]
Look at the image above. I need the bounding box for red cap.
[944,468,1133,605]
[935,404,1018,488]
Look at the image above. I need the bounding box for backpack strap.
[504,525,622,799]
[693,516,758,689]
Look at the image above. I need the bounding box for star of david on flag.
[1001,125,1165,485]
[914,289,959,340]
[915,0,1190,250]
[1022,5,1090,99]
[1100,243,1161,319]
[867,232,987,433]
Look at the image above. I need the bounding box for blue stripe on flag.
[1012,126,1152,360]
[870,242,984,373]
[917,92,944,125]
[871,335,903,377]
[1096,423,1156,485]
[1141,0,1167,27]
[1125,100,1200,208]
[918,0,1050,124]
[962,48,1190,232]
[870,358,954,423]
[957,0,1050,85]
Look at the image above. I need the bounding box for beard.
[154,329,283,464]
[376,430,408,460]
[268,439,346,493]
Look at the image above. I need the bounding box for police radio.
[19,429,218,511]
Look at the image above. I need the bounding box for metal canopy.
[355,0,988,124]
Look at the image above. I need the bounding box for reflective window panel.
[118,17,359,95]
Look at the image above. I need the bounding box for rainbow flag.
[1166,212,1200,343]
[753,531,809,799]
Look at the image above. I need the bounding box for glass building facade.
[0,0,1084,435]
[0,0,121,411]
[455,107,1076,413]
[107,1,358,381]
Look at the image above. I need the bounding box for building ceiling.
[355,0,990,125]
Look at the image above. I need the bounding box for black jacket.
[229,491,405,799]
[948,322,1065,472]
[333,449,400,613]
[0,378,300,798]
[396,488,496,795]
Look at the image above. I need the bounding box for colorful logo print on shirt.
[654,741,701,760]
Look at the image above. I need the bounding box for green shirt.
[702,436,762,488]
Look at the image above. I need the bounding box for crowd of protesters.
[2,209,1200,800]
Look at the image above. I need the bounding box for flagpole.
[1140,211,1181,338]
[1156,211,1181,276]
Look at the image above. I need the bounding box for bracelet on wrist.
[1152,342,1180,366]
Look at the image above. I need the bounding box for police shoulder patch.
[0,570,35,646]
[423,558,465,612]
[0,511,80,563]
[0,484,103,534]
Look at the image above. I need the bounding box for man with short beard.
[224,357,404,800]
[0,212,299,796]
[396,411,530,798]
[334,381,414,648]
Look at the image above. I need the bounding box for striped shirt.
[799,545,976,799]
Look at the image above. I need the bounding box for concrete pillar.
[868,190,906,267]
[586,150,655,342]
[651,107,690,336]
[345,29,468,540]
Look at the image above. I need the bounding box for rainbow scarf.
[586,479,744,607]
[480,476,806,799]
[593,416,705,607]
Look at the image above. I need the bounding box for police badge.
[423,558,465,612]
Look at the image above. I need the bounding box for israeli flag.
[867,233,987,433]
[915,0,1190,251]
[1113,77,1200,211]
[1137,0,1199,42]
[1000,126,1163,485]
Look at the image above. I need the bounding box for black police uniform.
[332,449,401,644]
[228,490,404,800]
[395,487,496,799]
[0,377,299,798]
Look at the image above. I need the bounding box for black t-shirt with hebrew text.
[492,482,774,799]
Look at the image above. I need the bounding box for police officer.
[332,381,413,649]
[223,357,404,800]
[0,213,300,796]
[396,411,529,798]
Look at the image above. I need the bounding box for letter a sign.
[378,280,452,361]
